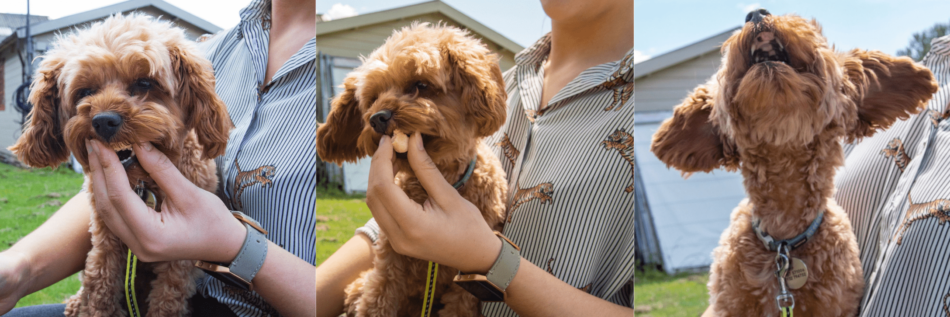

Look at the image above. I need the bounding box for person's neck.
[546,10,632,71]
[270,0,315,34]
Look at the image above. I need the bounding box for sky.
[317,0,552,49]
[635,0,950,64]
[0,0,251,30]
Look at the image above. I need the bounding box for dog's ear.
[8,55,70,168]
[443,44,507,137]
[844,49,937,141]
[170,44,232,160]
[317,76,365,165]
[651,86,739,176]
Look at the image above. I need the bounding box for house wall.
[634,52,722,112]
[0,9,213,157]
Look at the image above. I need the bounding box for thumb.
[132,142,197,202]
[406,132,462,209]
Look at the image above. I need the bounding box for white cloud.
[737,3,761,13]
[633,50,650,64]
[323,3,358,21]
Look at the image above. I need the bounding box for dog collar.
[452,159,476,190]
[751,211,824,251]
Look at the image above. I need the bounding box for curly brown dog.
[651,9,937,317]
[317,23,508,317]
[9,14,231,316]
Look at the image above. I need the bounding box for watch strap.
[229,222,268,285]
[485,232,520,291]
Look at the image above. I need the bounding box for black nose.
[745,8,771,24]
[369,110,393,135]
[92,112,123,140]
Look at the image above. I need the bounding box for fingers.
[406,132,462,209]
[84,139,142,248]
[132,142,197,203]
[366,136,417,233]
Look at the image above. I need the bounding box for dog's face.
[9,14,231,170]
[317,23,507,166]
[651,10,937,174]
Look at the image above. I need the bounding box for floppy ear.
[8,56,70,168]
[317,76,366,165]
[444,44,508,137]
[651,85,739,176]
[170,44,232,159]
[844,49,937,141]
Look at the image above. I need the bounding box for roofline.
[634,27,739,80]
[16,0,221,38]
[317,0,524,54]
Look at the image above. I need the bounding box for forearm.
[250,240,317,317]
[316,234,375,317]
[505,258,632,317]
[4,192,92,294]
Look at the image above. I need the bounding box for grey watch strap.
[486,233,521,291]
[229,221,268,285]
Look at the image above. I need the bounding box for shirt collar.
[931,35,950,56]
[239,0,271,24]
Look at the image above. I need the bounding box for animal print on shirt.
[881,138,910,173]
[602,128,634,193]
[495,133,520,165]
[232,159,276,210]
[507,182,554,223]
[597,52,634,111]
[894,193,950,245]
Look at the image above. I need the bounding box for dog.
[317,23,508,317]
[9,14,231,316]
[650,9,937,317]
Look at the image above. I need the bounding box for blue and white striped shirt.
[196,0,315,316]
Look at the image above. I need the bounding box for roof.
[0,13,49,29]
[14,0,221,38]
[317,0,524,54]
[634,27,739,80]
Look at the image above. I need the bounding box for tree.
[897,20,950,62]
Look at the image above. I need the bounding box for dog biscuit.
[393,129,409,153]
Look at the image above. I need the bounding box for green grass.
[316,187,371,265]
[634,266,710,317]
[0,163,85,308]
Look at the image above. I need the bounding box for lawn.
[634,266,710,317]
[316,187,371,265]
[0,163,85,308]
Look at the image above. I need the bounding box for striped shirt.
[357,33,635,315]
[834,36,950,317]
[195,0,316,316]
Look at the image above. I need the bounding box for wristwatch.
[195,211,269,291]
[453,231,521,302]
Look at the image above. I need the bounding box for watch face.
[454,279,505,302]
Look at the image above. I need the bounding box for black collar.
[751,211,824,251]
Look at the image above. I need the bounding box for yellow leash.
[125,250,141,317]
[421,261,439,317]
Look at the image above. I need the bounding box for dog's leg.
[64,289,82,317]
[343,270,370,317]
[145,260,201,317]
[81,211,128,317]
[437,283,480,317]
[355,235,409,317]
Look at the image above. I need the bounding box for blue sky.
[635,0,950,63]
[317,0,551,49]
[3,0,248,30]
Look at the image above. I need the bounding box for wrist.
[469,232,503,273]
[0,250,34,296]
[208,215,248,263]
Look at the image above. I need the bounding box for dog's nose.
[369,110,393,135]
[745,8,771,24]
[92,112,123,140]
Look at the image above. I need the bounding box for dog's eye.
[129,78,154,96]
[414,81,428,92]
[76,88,94,100]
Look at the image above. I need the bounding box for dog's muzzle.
[369,110,393,135]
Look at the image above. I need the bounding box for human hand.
[365,132,502,273]
[0,252,31,314]
[85,140,246,263]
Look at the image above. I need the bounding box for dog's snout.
[369,110,393,135]
[745,8,771,24]
[92,112,123,140]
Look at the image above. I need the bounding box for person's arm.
[316,234,374,317]
[702,304,716,316]
[0,192,93,314]
[84,140,315,317]
[365,134,633,316]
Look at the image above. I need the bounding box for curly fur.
[316,23,508,317]
[8,14,231,317]
[651,12,938,317]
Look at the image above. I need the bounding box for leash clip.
[774,243,794,315]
